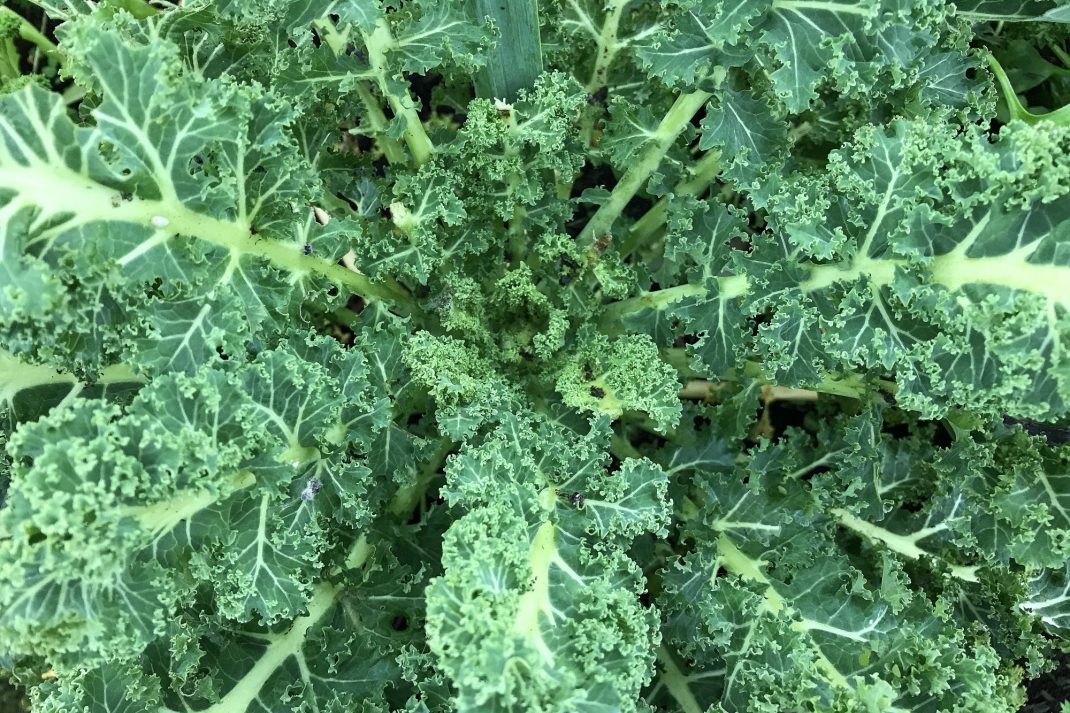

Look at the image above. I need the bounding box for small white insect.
[300,477,322,501]
[150,215,170,229]
[279,475,325,518]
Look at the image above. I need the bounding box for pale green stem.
[164,203,415,308]
[508,207,529,265]
[353,82,408,164]
[714,534,851,689]
[584,0,628,92]
[655,647,704,713]
[605,210,1070,335]
[575,0,627,146]
[609,433,643,460]
[62,83,86,104]
[0,37,19,79]
[0,7,60,62]
[660,347,704,378]
[0,351,141,409]
[832,509,980,582]
[664,346,874,399]
[1050,43,1070,71]
[678,379,730,400]
[599,283,706,325]
[577,89,712,255]
[388,437,455,517]
[620,149,721,257]
[0,163,417,311]
[502,111,529,264]
[988,54,1070,125]
[157,535,372,713]
[683,354,870,399]
[313,19,408,165]
[105,0,158,18]
[363,18,435,165]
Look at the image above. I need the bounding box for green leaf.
[557,332,683,432]
[634,0,770,88]
[426,414,665,712]
[698,87,787,182]
[388,0,488,75]
[3,2,1070,711]
[0,339,387,665]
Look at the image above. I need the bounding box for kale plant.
[2,0,1070,711]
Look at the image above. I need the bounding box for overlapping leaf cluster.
[1,0,1070,711]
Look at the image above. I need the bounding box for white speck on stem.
[150,215,170,228]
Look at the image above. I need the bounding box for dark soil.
[0,676,28,713]
[1024,650,1070,713]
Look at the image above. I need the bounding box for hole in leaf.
[407,72,441,122]
[346,295,366,313]
[333,191,361,213]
